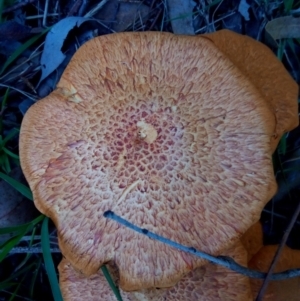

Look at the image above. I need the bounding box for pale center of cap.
[136,120,158,144]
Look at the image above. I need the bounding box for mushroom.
[59,241,253,300]
[19,31,296,290]
[202,29,299,152]
[58,260,132,301]
[249,245,300,301]
[240,221,264,261]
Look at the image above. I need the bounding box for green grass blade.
[0,171,33,200]
[2,128,19,145]
[3,147,19,160]
[0,229,29,261]
[0,88,9,133]
[287,38,300,67]
[11,157,20,166]
[0,261,37,288]
[101,265,123,301]
[278,135,287,155]
[284,0,294,12]
[277,39,287,61]
[41,217,63,301]
[0,28,50,76]
[15,227,36,271]
[0,88,9,111]
[3,154,11,174]
[0,0,3,23]
[207,0,222,9]
[0,214,44,235]
[0,282,17,290]
[30,259,42,297]
[8,277,23,301]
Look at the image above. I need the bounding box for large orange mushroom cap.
[59,241,253,300]
[203,29,299,151]
[20,31,281,290]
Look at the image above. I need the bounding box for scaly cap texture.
[203,29,299,151]
[59,241,253,300]
[20,31,280,290]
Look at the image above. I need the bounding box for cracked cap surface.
[59,241,253,300]
[20,31,286,290]
[203,29,299,152]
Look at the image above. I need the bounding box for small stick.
[0,83,37,100]
[256,199,300,301]
[84,0,109,18]
[148,9,162,31]
[67,0,83,16]
[104,210,300,281]
[9,246,61,254]
[42,0,50,27]
[3,0,38,13]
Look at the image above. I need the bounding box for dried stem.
[104,210,300,281]
[9,246,61,254]
[255,198,300,300]
[2,0,38,13]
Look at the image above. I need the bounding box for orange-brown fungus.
[20,31,297,290]
[241,221,264,262]
[203,30,298,151]
[59,241,253,300]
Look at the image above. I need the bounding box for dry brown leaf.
[167,0,195,35]
[266,16,300,40]
[0,20,32,41]
[113,2,150,32]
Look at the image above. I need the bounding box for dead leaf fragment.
[167,0,195,35]
[38,17,107,85]
[0,20,32,41]
[238,0,250,21]
[113,2,150,32]
[266,16,300,40]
